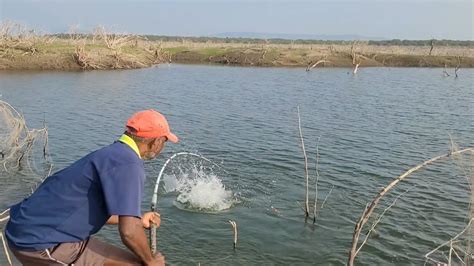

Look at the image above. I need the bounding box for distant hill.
[211,32,387,41]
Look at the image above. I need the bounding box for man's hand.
[142,212,161,229]
[147,252,165,266]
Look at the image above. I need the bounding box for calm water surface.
[0,65,473,265]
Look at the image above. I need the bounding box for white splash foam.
[163,168,234,212]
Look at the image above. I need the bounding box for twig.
[297,106,310,217]
[0,232,12,266]
[451,247,465,265]
[306,60,330,71]
[321,185,334,209]
[455,56,461,78]
[425,218,473,264]
[429,39,435,56]
[0,208,9,216]
[313,136,321,223]
[229,220,238,249]
[443,64,451,77]
[355,188,413,256]
[353,63,360,74]
[448,240,453,266]
[296,201,306,213]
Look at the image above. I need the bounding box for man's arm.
[118,215,159,265]
[106,215,119,225]
[107,212,161,227]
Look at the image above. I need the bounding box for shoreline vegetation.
[0,24,473,71]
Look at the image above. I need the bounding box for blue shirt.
[5,140,145,251]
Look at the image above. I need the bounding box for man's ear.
[147,138,158,149]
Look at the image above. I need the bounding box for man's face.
[143,137,166,160]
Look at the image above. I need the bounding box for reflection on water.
[0,65,473,265]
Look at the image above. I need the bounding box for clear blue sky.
[0,0,472,40]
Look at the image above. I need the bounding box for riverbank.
[166,46,474,68]
[1,37,473,70]
[0,40,165,70]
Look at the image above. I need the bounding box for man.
[5,109,178,265]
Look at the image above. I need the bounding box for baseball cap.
[126,109,179,143]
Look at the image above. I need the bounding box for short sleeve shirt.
[5,141,145,251]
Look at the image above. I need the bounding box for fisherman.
[4,109,178,265]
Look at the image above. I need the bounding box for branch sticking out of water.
[297,108,333,223]
[297,106,310,218]
[425,218,474,265]
[443,64,451,77]
[455,56,461,78]
[353,63,360,74]
[306,59,331,71]
[229,220,238,249]
[313,137,321,223]
[348,147,474,266]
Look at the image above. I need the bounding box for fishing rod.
[149,152,227,254]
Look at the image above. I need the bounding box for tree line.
[49,34,473,47]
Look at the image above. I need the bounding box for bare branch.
[353,63,360,74]
[229,220,238,249]
[443,64,451,77]
[429,39,435,56]
[425,218,473,265]
[0,232,12,266]
[348,147,474,266]
[455,56,461,78]
[93,26,134,51]
[297,106,310,217]
[306,59,331,71]
[313,137,321,223]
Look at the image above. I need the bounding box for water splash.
[163,166,236,212]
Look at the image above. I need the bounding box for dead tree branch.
[93,26,134,51]
[72,45,103,70]
[425,218,473,265]
[455,57,461,78]
[348,147,474,266]
[351,42,361,74]
[306,59,331,71]
[353,63,360,74]
[313,136,321,223]
[228,220,238,249]
[297,106,310,217]
[429,39,435,56]
[443,64,451,77]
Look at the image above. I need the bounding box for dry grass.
[0,22,472,70]
[159,40,474,68]
[160,40,473,57]
[0,22,169,70]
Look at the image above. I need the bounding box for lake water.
[0,65,473,265]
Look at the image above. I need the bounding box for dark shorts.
[9,237,141,266]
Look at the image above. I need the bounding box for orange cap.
[126,110,179,143]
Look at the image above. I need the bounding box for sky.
[0,0,472,40]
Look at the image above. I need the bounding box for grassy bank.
[164,44,474,68]
[0,24,171,70]
[0,30,473,70]
[0,38,168,70]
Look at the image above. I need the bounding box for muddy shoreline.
[1,44,472,71]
